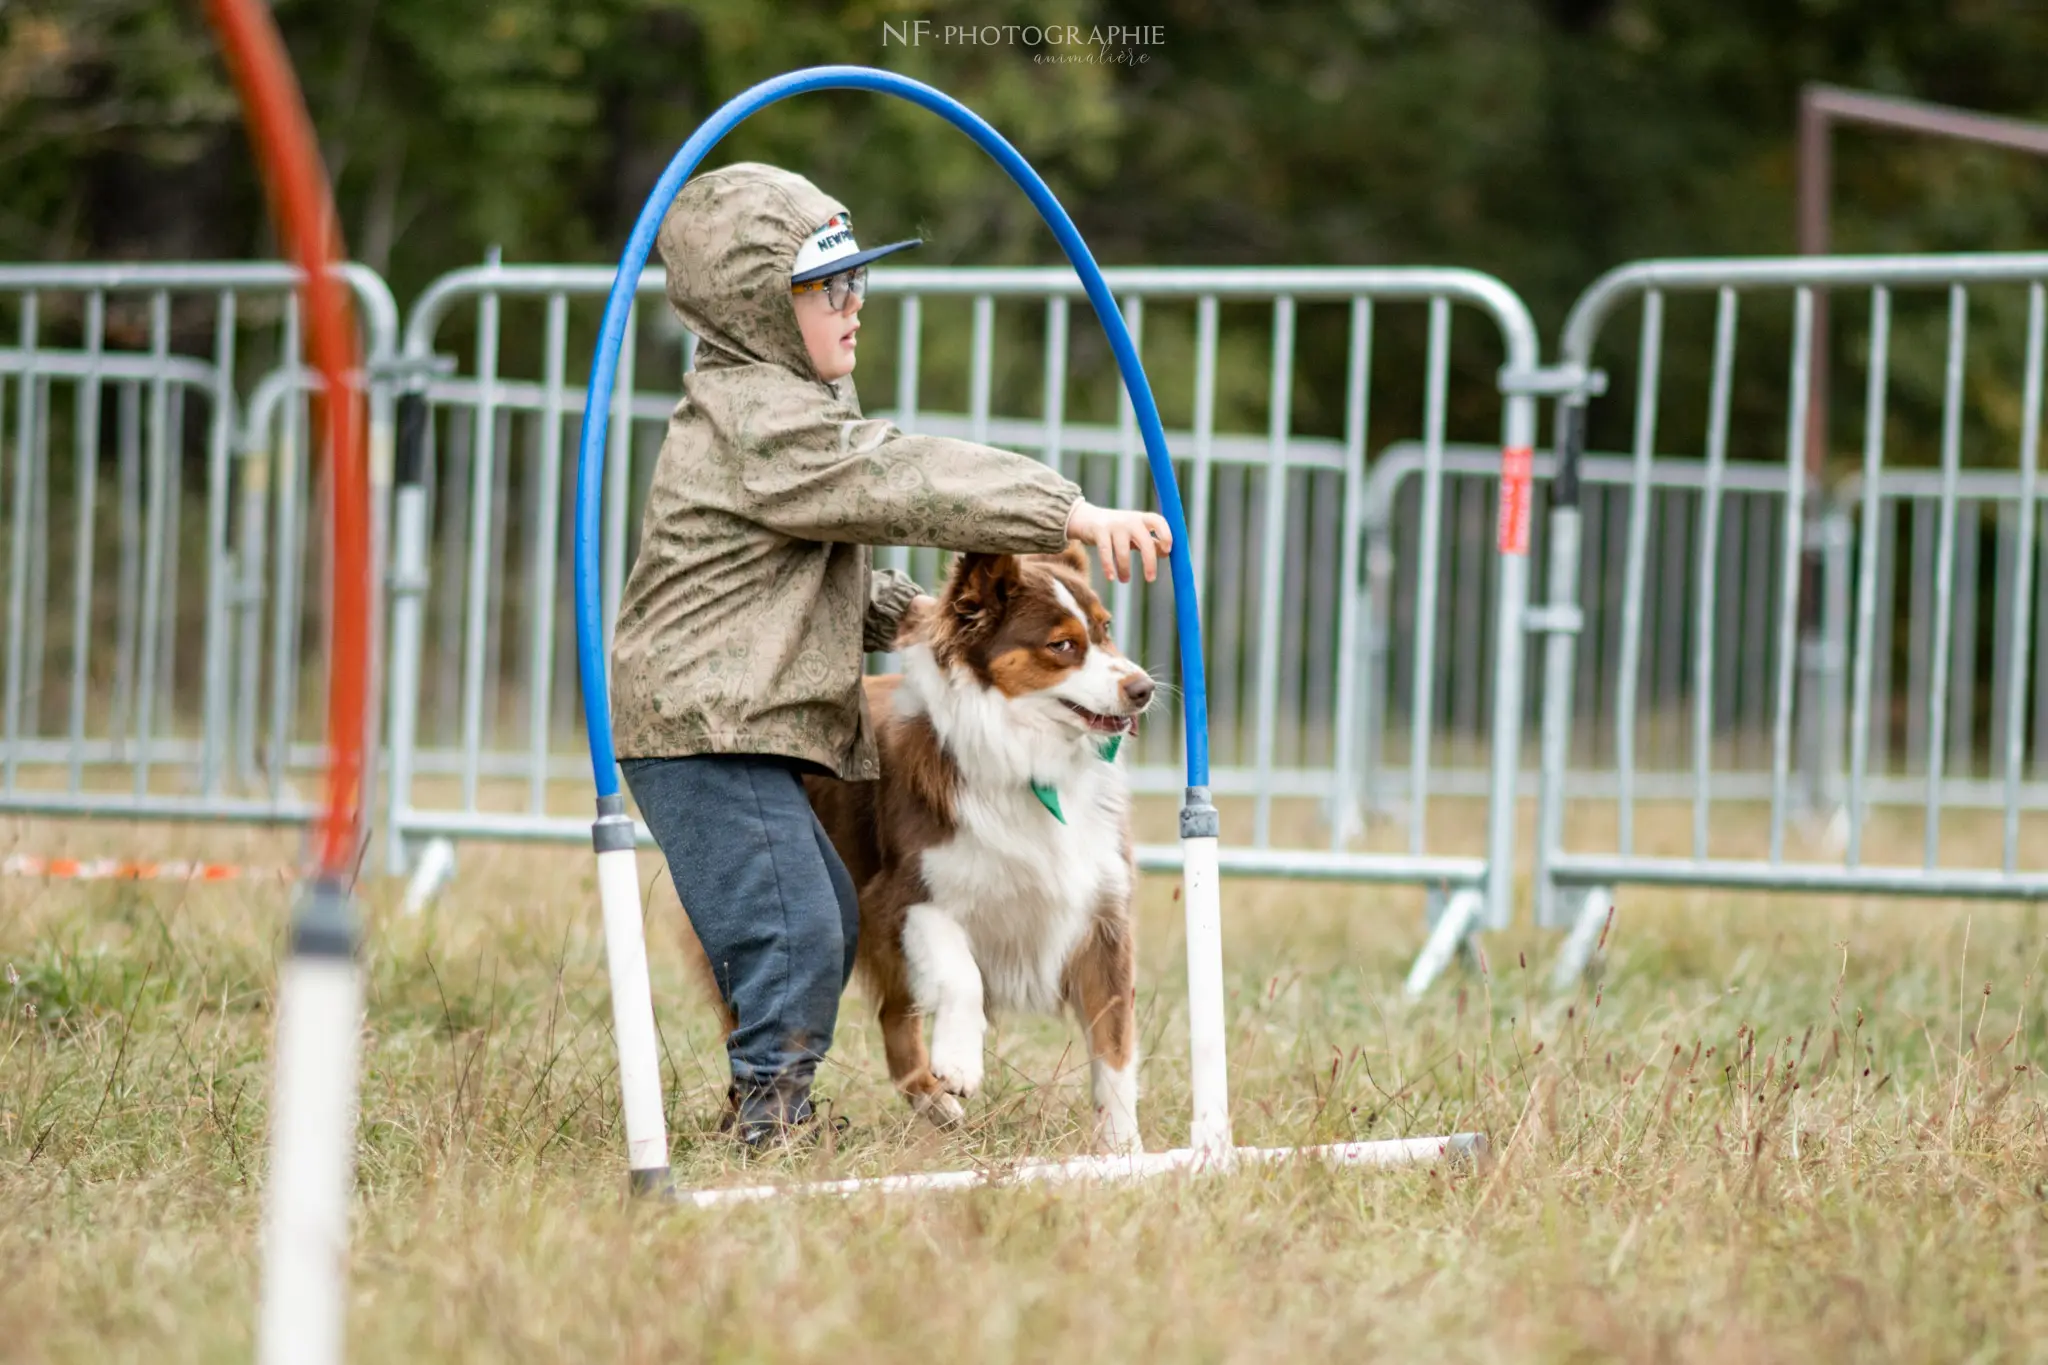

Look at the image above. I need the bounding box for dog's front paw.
[910,1089,965,1129]
[927,1021,985,1097]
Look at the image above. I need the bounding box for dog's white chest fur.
[920,770,1130,1014]
[897,646,1132,1016]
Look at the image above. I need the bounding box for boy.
[611,163,1170,1147]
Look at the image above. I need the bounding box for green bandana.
[1030,733,1123,825]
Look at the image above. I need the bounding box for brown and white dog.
[805,546,1156,1154]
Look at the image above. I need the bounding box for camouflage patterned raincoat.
[610,163,1083,778]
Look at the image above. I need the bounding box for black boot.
[719,1074,839,1149]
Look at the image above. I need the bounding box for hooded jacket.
[610,163,1084,778]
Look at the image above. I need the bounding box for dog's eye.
[1048,638,1079,657]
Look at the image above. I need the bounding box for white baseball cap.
[790,211,921,283]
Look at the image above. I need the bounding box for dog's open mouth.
[1060,701,1139,736]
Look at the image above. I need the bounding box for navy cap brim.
[790,237,922,284]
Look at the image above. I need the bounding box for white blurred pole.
[594,800,672,1193]
[257,880,362,1365]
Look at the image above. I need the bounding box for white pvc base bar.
[256,953,362,1365]
[673,1134,1486,1209]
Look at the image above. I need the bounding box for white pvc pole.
[1180,800,1233,1157]
[593,812,672,1192]
[256,886,362,1365]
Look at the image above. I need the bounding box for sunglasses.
[789,264,869,312]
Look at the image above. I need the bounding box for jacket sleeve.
[863,568,923,653]
[730,407,1082,553]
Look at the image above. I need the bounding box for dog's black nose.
[1122,674,1156,709]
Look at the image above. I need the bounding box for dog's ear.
[948,553,1022,625]
[1053,542,1092,579]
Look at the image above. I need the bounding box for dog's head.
[907,546,1156,742]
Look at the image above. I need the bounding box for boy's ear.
[948,553,1022,624]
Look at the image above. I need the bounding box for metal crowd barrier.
[0,264,399,829]
[13,250,2047,993]
[1357,440,1855,812]
[1533,253,2048,989]
[380,261,1545,977]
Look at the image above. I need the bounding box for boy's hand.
[894,593,940,647]
[1065,499,1174,584]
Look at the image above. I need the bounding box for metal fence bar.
[1189,296,1218,598]
[1329,297,1373,851]
[65,294,105,793]
[1767,289,1815,863]
[235,374,268,786]
[200,292,238,797]
[1406,297,1452,857]
[134,293,173,798]
[1923,286,1968,867]
[528,293,569,814]
[1613,290,1663,853]
[2003,285,2045,870]
[458,282,501,811]
[266,300,306,803]
[266,348,306,807]
[1694,290,1739,857]
[1250,297,1294,848]
[23,374,49,730]
[5,295,34,793]
[970,292,995,447]
[1846,286,1892,868]
[157,383,186,765]
[116,381,141,754]
[1039,296,1066,482]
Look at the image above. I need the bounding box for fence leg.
[1531,401,1591,930]
[1404,886,1484,1000]
[1548,884,1614,993]
[382,392,432,876]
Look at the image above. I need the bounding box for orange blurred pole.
[202,5,373,1361]
[204,0,369,879]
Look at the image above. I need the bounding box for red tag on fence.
[1497,445,1533,555]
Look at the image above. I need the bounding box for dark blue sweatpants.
[621,755,860,1088]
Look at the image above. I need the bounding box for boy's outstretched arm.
[728,412,1170,581]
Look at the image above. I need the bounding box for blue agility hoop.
[568,68,1488,1185]
[571,64,1209,799]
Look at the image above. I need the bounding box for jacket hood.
[655,162,845,378]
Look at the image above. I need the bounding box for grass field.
[2,803,2045,1363]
